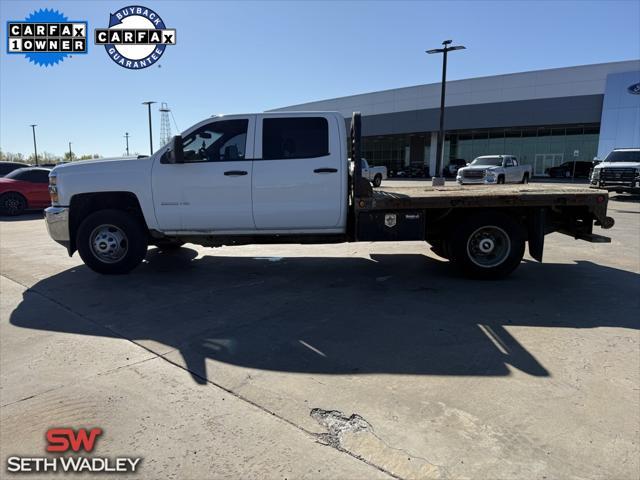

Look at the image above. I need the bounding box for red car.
[0,167,51,216]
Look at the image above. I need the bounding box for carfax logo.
[6,8,87,67]
[95,5,176,69]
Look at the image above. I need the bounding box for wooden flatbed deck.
[363,184,607,210]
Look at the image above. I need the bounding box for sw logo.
[46,427,103,452]
[5,427,141,474]
[6,8,88,67]
[95,5,176,69]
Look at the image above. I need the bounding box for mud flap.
[528,208,545,262]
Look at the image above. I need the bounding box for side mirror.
[162,135,184,164]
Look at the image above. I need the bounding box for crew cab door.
[503,156,517,182]
[151,116,256,231]
[252,114,345,230]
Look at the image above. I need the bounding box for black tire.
[448,212,525,279]
[497,175,505,185]
[372,174,382,187]
[76,209,148,274]
[0,192,27,216]
[521,173,529,184]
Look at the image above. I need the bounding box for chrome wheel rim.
[466,225,511,268]
[90,224,128,263]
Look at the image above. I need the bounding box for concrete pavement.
[1,189,638,479]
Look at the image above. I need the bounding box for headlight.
[484,170,495,178]
[48,174,59,204]
[592,169,600,180]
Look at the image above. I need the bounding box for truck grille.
[463,170,485,178]
[601,168,636,182]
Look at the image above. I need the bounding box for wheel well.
[69,192,147,254]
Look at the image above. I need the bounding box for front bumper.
[456,176,496,185]
[590,180,640,193]
[44,206,70,248]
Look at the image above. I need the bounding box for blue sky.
[1,0,639,157]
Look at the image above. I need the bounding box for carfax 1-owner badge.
[6,8,87,67]
[95,5,176,69]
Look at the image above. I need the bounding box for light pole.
[29,124,39,166]
[426,40,466,186]
[124,132,130,156]
[142,101,156,155]
[68,142,73,162]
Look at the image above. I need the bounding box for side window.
[362,159,369,168]
[17,170,48,183]
[505,158,514,167]
[181,119,248,163]
[262,117,329,160]
[512,158,518,166]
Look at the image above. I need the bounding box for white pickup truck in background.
[349,158,387,187]
[457,155,532,185]
[44,112,614,279]
[590,148,640,194]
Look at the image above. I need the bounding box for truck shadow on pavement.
[9,247,640,384]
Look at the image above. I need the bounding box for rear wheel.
[448,212,525,279]
[372,174,382,187]
[521,173,529,184]
[0,192,27,216]
[77,209,148,274]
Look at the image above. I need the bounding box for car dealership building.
[271,60,640,176]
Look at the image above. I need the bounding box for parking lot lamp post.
[426,40,465,186]
[124,132,130,156]
[142,101,156,155]
[29,124,38,166]
[68,142,72,162]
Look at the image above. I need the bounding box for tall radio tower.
[159,102,172,147]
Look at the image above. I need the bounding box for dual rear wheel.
[431,212,526,279]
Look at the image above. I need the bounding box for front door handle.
[314,168,338,173]
[224,170,248,176]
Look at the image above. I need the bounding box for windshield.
[604,151,640,163]
[471,157,502,166]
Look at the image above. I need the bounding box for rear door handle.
[224,170,248,176]
[314,168,338,173]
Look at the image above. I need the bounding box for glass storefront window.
[363,124,599,176]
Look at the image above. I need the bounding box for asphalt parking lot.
[1,183,638,479]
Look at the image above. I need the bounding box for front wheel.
[77,209,148,274]
[497,175,505,184]
[448,212,525,279]
[372,174,382,187]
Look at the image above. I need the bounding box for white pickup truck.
[45,112,614,279]
[456,155,532,185]
[590,148,640,194]
[348,158,387,187]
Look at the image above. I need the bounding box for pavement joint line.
[0,356,160,409]
[1,272,399,479]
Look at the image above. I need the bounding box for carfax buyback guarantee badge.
[6,8,88,67]
[95,5,176,69]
